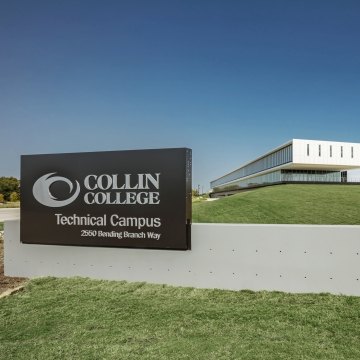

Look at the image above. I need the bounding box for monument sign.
[21,148,192,250]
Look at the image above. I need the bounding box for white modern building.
[211,139,360,193]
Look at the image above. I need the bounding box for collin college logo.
[32,173,80,208]
[32,172,161,207]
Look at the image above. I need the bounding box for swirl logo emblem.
[32,173,81,207]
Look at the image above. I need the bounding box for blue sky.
[1,0,360,189]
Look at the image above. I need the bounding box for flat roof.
[211,138,360,185]
[211,139,293,184]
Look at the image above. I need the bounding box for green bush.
[0,177,20,201]
[213,184,240,192]
[9,191,19,202]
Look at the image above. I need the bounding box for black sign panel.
[21,148,192,250]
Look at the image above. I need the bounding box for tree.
[192,188,199,197]
[0,177,20,201]
[0,193,4,203]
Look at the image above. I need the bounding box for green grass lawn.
[193,184,360,224]
[0,201,20,209]
[0,222,3,232]
[1,277,360,360]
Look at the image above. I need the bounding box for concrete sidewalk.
[0,208,20,221]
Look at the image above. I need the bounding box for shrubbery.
[9,191,19,202]
[213,184,240,192]
[0,177,20,202]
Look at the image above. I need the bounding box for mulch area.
[0,236,27,294]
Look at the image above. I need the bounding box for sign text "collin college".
[83,173,160,205]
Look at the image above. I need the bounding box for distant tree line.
[0,177,20,202]
[192,188,200,197]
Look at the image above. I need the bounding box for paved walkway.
[0,208,20,221]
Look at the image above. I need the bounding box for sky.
[1,0,360,190]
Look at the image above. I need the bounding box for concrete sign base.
[5,220,360,296]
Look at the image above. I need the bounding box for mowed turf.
[2,277,360,360]
[0,202,20,209]
[193,184,360,224]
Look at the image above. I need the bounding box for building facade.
[211,139,360,192]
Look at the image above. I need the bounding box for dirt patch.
[0,236,27,294]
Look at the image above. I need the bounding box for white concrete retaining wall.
[4,220,360,295]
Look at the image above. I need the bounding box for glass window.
[351,146,354,158]
[319,145,321,156]
[341,146,343,158]
[330,145,332,157]
[307,144,310,156]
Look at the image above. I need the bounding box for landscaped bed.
[0,236,27,295]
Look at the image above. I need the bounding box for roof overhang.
[211,162,360,189]
[282,163,360,171]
